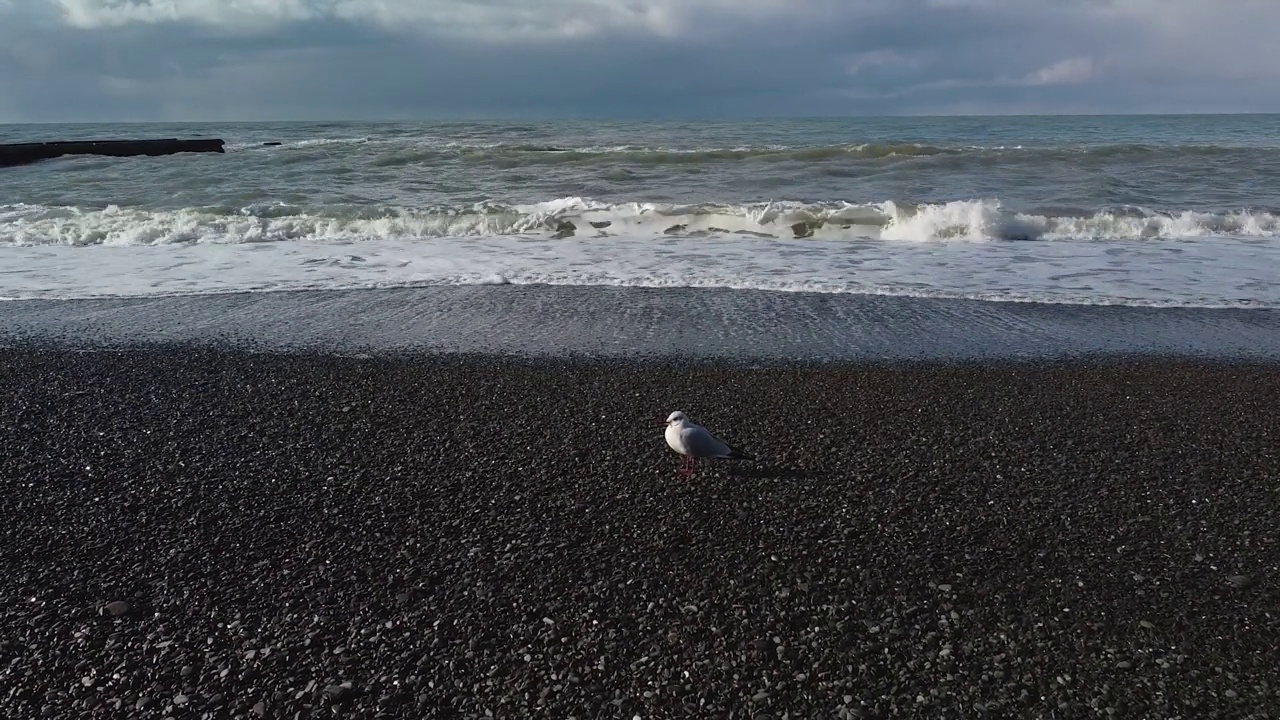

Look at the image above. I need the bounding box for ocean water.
[2,116,1280,308]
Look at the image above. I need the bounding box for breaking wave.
[1,198,1278,247]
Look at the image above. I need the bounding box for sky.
[2,0,1279,122]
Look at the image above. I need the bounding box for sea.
[3,116,1280,360]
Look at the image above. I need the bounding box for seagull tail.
[726,447,754,461]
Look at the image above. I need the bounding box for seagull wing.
[681,424,752,460]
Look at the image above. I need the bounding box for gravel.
[1,347,1278,719]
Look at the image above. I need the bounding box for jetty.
[0,138,225,168]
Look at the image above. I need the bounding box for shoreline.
[1,346,1277,718]
[6,338,1280,371]
[3,284,1280,362]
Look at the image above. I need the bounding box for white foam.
[4,198,1278,249]
[0,228,1277,308]
[878,199,1280,242]
[1,198,1278,307]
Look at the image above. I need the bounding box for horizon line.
[3,111,1280,126]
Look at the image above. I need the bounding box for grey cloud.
[1,0,1278,122]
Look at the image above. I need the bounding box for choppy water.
[3,116,1280,307]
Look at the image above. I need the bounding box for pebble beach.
[5,114,1280,720]
[2,347,1277,719]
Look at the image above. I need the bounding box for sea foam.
[1,220,1276,307]
[2,198,1278,248]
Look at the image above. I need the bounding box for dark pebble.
[324,684,355,704]
[104,601,131,617]
[1228,575,1254,589]
[0,349,1278,719]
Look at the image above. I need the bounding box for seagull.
[662,410,753,477]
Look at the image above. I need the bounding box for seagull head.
[663,411,688,426]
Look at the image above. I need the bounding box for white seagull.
[662,410,754,477]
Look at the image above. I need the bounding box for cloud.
[51,0,818,39]
[843,50,926,76]
[1024,57,1094,86]
[56,0,320,29]
[0,0,1278,121]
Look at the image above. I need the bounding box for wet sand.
[3,285,1280,361]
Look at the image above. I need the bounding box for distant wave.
[223,137,372,151]
[221,137,1280,169]
[365,142,958,168]
[2,198,1279,247]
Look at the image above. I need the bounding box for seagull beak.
[657,417,668,425]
